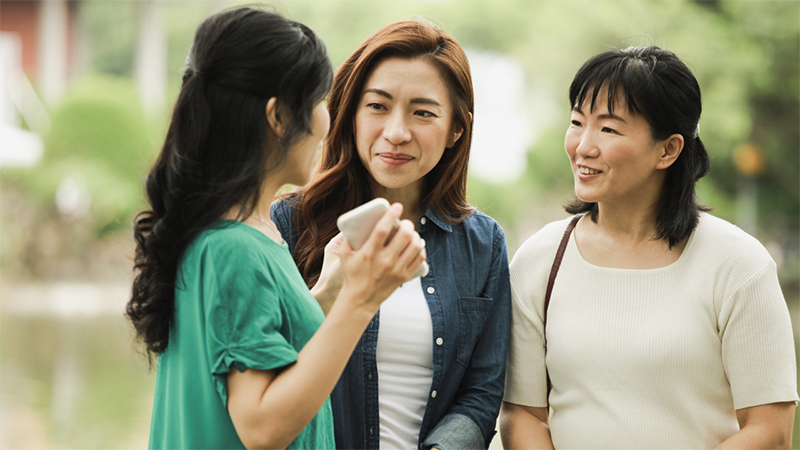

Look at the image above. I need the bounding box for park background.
[0,0,798,448]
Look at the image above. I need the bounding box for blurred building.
[1,0,80,167]
[0,0,168,167]
[0,0,82,106]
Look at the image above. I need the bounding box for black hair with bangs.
[565,45,710,248]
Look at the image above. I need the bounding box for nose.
[574,130,600,159]
[383,111,411,145]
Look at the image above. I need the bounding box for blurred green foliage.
[13,75,154,232]
[81,2,138,77]
[2,75,157,278]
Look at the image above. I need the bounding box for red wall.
[0,1,42,77]
[1,0,79,80]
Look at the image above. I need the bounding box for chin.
[573,190,597,204]
[372,174,408,190]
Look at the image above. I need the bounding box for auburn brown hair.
[289,19,475,287]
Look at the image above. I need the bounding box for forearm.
[715,402,795,450]
[715,426,791,450]
[233,203,421,448]
[422,413,485,450]
[499,402,554,450]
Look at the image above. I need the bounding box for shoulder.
[271,193,303,249]
[460,209,505,237]
[456,209,508,251]
[192,221,259,247]
[512,216,579,266]
[186,221,271,265]
[271,193,301,223]
[508,216,579,293]
[688,213,778,300]
[690,213,775,268]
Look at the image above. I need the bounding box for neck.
[371,182,424,224]
[215,175,285,244]
[254,177,284,218]
[594,200,660,243]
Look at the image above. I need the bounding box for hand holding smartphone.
[337,198,429,278]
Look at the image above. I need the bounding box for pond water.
[1,282,153,448]
[1,282,797,449]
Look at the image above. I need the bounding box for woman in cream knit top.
[500,46,798,449]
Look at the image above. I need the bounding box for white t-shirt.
[504,213,798,449]
[377,276,434,449]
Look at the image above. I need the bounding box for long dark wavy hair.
[286,19,475,288]
[565,45,711,248]
[127,7,333,358]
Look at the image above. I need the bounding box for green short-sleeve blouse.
[148,220,334,449]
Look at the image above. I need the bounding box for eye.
[414,110,437,118]
[366,102,385,111]
[571,120,582,127]
[601,126,618,134]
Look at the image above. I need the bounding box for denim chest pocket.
[457,296,493,366]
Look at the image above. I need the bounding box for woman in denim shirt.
[271,19,510,450]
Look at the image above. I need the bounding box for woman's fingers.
[410,246,427,273]
[340,202,426,304]
[386,220,423,269]
[319,233,345,284]
[326,232,346,253]
[359,204,424,267]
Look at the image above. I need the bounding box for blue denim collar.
[421,206,454,233]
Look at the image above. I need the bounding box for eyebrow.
[364,88,442,107]
[572,106,627,123]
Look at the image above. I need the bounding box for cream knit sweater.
[504,213,798,449]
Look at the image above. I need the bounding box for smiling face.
[565,87,670,209]
[354,57,463,204]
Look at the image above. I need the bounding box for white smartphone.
[336,198,429,278]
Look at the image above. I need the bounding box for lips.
[378,152,413,167]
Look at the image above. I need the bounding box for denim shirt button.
[368,373,373,380]
[420,217,427,225]
[426,286,435,294]
[431,390,437,398]
[369,426,373,435]
[436,337,443,346]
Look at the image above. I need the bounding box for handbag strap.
[544,214,581,408]
[544,215,581,328]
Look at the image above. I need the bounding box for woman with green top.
[126,8,426,449]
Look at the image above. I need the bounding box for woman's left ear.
[657,134,684,170]
[265,97,284,139]
[446,113,471,148]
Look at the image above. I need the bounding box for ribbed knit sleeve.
[504,218,571,407]
[718,260,798,409]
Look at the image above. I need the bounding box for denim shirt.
[272,198,511,450]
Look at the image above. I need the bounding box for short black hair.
[565,45,710,247]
